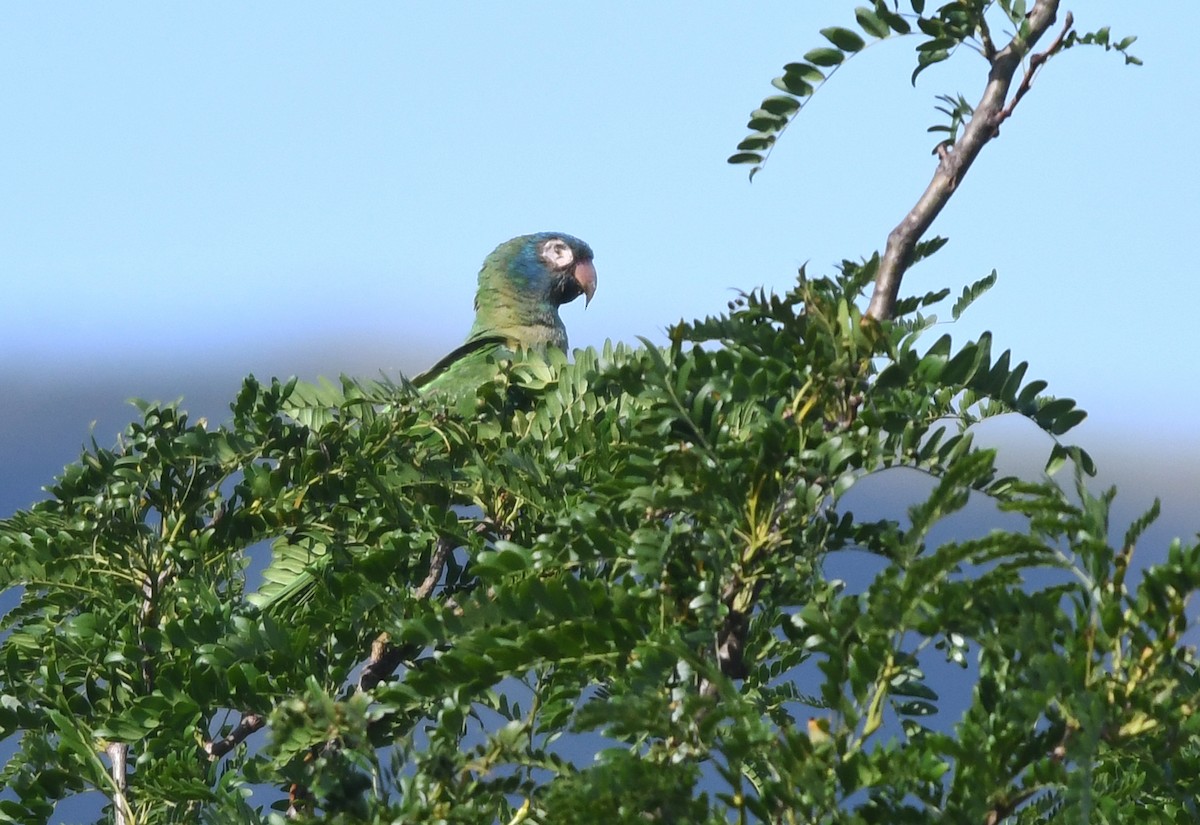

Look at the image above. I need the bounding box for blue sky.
[1,5,1197,818]
[2,3,1197,485]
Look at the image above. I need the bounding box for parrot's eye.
[539,239,574,270]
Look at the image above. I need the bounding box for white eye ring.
[540,239,574,269]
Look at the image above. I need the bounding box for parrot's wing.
[252,340,510,618]
[412,334,509,390]
[247,535,328,614]
[250,233,596,618]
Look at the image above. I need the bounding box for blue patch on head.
[526,231,592,257]
[499,232,593,286]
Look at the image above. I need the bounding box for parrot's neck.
[469,314,568,352]
[469,287,568,351]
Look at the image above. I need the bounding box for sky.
[1,5,1198,820]
[2,2,1198,519]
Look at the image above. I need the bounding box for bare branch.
[978,14,998,61]
[359,532,456,691]
[139,565,172,691]
[205,713,265,759]
[865,0,1066,322]
[414,533,455,601]
[107,742,132,825]
[995,12,1075,128]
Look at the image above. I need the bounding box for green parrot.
[414,232,597,397]
[252,232,596,611]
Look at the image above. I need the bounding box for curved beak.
[574,259,597,306]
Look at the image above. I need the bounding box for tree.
[2,2,1194,823]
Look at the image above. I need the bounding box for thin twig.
[414,533,456,601]
[287,527,470,814]
[978,14,998,61]
[359,531,457,691]
[139,566,172,691]
[994,12,1074,130]
[107,742,132,825]
[205,713,266,759]
[204,524,467,764]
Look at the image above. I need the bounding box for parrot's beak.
[574,260,597,306]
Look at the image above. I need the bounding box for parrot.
[251,232,596,612]
[414,232,596,396]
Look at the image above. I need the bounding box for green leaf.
[821,27,866,53]
[804,47,845,67]
[772,73,814,97]
[941,340,986,386]
[916,37,958,53]
[879,6,912,34]
[1076,447,1097,475]
[782,62,825,83]
[916,16,943,37]
[736,136,773,151]
[727,152,764,165]
[912,50,949,84]
[912,235,950,262]
[952,270,998,320]
[1035,397,1084,435]
[894,699,938,717]
[1045,443,1069,476]
[855,7,891,39]
[760,95,802,116]
[920,287,951,306]
[748,109,788,131]
[1016,379,1049,407]
[1049,407,1087,436]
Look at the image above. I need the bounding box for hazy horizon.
[5,346,1198,568]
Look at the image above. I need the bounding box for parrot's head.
[470,232,597,350]
[483,232,596,309]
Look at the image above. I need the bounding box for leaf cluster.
[0,4,1177,821]
[729,1,1140,175]
[2,242,1196,822]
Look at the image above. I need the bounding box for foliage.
[2,252,1197,822]
[1,3,1190,824]
[729,1,1140,177]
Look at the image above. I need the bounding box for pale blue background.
[2,5,1198,820]
[3,3,1195,516]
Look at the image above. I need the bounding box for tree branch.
[865,0,1066,322]
[107,742,132,825]
[204,524,466,765]
[359,531,456,691]
[995,12,1074,128]
[205,713,266,760]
